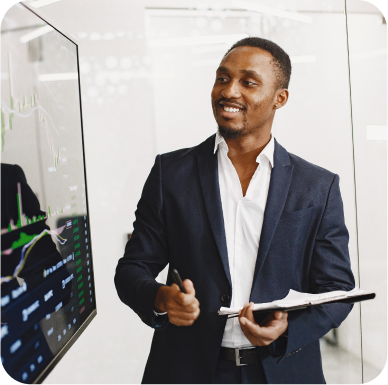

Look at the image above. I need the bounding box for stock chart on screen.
[1,3,96,383]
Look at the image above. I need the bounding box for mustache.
[214,97,246,110]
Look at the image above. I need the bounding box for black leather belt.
[219,347,260,366]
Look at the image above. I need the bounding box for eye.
[242,80,257,87]
[217,77,228,83]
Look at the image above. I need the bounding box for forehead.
[219,46,274,75]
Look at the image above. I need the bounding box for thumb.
[240,316,259,333]
[182,279,195,295]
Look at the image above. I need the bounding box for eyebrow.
[216,66,263,80]
[241,69,263,80]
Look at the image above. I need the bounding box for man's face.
[211,46,279,139]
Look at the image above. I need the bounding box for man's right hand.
[154,279,200,326]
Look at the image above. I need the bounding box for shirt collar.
[214,132,275,168]
[214,131,226,153]
[258,135,274,168]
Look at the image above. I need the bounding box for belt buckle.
[235,347,250,366]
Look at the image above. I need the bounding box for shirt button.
[221,294,230,302]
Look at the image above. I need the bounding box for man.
[114,37,355,384]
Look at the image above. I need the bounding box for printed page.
[218,288,368,316]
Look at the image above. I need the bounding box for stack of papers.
[218,288,374,317]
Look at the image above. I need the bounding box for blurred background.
[1,0,386,383]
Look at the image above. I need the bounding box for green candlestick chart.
[2,183,68,234]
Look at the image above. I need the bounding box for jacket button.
[221,294,230,302]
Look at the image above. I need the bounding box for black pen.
[171,269,187,294]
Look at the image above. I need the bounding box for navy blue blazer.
[115,135,355,384]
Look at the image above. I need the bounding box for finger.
[171,317,196,326]
[170,308,200,325]
[274,311,283,320]
[175,292,195,307]
[240,302,251,318]
[172,290,200,310]
[239,305,248,320]
[166,284,183,307]
[239,303,254,323]
[182,279,195,295]
[171,304,198,315]
[182,300,200,313]
[169,309,199,320]
[170,283,181,295]
[273,311,288,321]
[168,298,198,314]
[240,316,260,335]
[245,303,256,323]
[178,317,199,326]
[242,317,277,344]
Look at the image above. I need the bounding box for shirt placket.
[232,198,244,344]
[234,163,260,295]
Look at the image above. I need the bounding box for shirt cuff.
[153,310,167,316]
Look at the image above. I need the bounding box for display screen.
[1,3,96,383]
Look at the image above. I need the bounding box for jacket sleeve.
[278,174,355,362]
[114,155,169,329]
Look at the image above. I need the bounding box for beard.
[218,125,245,139]
[213,96,249,139]
[217,117,248,140]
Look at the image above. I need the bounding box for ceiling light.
[149,33,248,48]
[20,25,53,43]
[232,0,313,23]
[38,73,78,81]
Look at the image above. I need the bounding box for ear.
[273,89,289,109]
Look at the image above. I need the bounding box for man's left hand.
[239,303,288,346]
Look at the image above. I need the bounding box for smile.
[222,106,241,113]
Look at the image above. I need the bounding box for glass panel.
[346,0,387,382]
[1,3,96,383]
[146,0,362,382]
[271,2,362,380]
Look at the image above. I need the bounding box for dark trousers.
[212,358,267,384]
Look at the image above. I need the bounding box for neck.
[222,128,272,197]
[225,129,272,159]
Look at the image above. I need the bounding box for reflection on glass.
[1,3,96,383]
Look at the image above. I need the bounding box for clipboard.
[221,292,376,320]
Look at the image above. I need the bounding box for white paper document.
[218,288,371,316]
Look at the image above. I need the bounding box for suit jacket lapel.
[196,136,232,288]
[250,140,294,296]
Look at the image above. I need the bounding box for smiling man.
[115,37,355,384]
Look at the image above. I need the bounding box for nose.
[221,80,241,99]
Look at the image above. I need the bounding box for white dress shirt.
[215,132,274,348]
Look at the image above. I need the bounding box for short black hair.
[224,37,292,90]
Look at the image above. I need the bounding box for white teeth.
[223,106,240,113]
